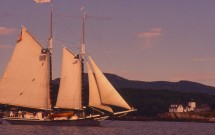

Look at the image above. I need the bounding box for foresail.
[0,26,51,110]
[55,48,82,110]
[88,56,131,110]
[87,63,113,113]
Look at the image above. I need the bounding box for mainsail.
[0,26,51,110]
[55,47,82,110]
[88,56,131,110]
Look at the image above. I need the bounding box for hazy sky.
[1,0,215,86]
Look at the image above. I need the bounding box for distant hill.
[53,73,215,95]
[52,74,215,117]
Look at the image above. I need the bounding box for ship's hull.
[2,117,100,126]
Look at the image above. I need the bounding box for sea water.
[0,121,215,135]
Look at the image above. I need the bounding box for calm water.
[0,121,215,135]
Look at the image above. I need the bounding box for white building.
[169,104,184,112]
[169,101,196,113]
[185,101,196,112]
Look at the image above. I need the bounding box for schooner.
[0,0,136,126]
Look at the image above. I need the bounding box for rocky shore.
[158,112,215,123]
[108,111,215,123]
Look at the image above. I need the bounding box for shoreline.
[109,112,215,123]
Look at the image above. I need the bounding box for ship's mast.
[81,7,86,60]
[48,1,54,110]
[81,7,87,109]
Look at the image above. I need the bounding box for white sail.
[0,26,51,110]
[56,47,82,109]
[88,56,131,110]
[87,63,113,113]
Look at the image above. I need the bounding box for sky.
[1,0,215,86]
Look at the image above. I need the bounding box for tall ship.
[0,1,135,126]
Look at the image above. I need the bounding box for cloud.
[191,58,215,62]
[0,27,17,35]
[137,28,162,39]
[0,45,13,49]
[169,72,215,82]
[136,27,163,50]
[0,12,11,18]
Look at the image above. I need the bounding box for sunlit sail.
[0,26,51,110]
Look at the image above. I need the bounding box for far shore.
[108,111,215,123]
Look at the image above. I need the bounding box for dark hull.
[2,118,100,126]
